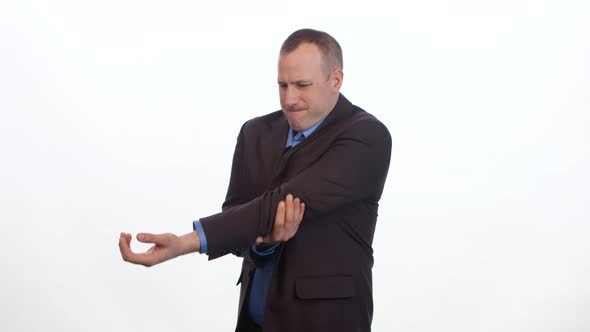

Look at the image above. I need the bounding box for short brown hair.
[280,28,343,74]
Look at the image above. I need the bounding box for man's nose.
[284,86,299,107]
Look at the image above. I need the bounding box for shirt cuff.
[192,219,208,254]
[250,243,280,256]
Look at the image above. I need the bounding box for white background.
[1,0,589,331]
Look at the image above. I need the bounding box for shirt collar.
[286,117,326,148]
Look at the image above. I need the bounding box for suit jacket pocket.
[295,275,355,300]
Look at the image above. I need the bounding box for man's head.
[278,29,344,132]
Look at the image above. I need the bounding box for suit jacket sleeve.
[200,115,392,260]
[218,123,273,266]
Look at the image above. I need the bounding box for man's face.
[278,43,342,132]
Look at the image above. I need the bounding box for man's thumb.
[137,233,160,244]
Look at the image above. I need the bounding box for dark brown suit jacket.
[200,94,392,332]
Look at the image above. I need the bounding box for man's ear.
[330,68,344,92]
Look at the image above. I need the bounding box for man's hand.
[256,194,305,245]
[119,231,200,267]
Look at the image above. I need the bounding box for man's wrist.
[180,231,201,255]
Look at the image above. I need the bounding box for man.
[119,28,392,332]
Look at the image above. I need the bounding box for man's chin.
[286,115,306,131]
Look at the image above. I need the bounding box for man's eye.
[297,83,310,88]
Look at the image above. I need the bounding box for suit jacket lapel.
[262,113,290,184]
[268,93,354,184]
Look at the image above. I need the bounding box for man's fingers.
[286,194,294,228]
[298,202,305,223]
[293,197,301,226]
[275,200,285,226]
[121,233,130,246]
[293,197,300,220]
[283,196,298,239]
[274,201,286,234]
[270,201,287,242]
[272,201,286,241]
[119,232,156,266]
[119,233,132,261]
[291,202,304,235]
[283,194,295,242]
[119,233,148,265]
